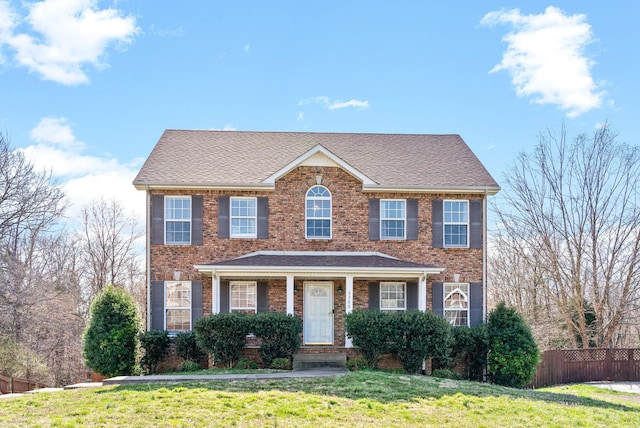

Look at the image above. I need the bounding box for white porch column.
[419,274,427,312]
[213,274,220,314]
[345,275,354,348]
[286,275,294,315]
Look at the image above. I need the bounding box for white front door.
[303,281,334,345]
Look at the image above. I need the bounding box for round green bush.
[139,329,170,374]
[83,285,139,377]
[487,302,540,388]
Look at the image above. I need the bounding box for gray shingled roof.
[133,130,499,191]
[203,253,440,270]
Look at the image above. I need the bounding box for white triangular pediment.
[262,144,376,185]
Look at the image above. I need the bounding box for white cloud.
[298,96,370,110]
[19,117,145,225]
[209,124,237,131]
[481,6,604,117]
[328,99,370,110]
[0,0,138,85]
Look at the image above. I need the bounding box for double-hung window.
[230,197,257,238]
[165,196,191,244]
[444,283,469,326]
[165,281,191,332]
[444,200,468,247]
[230,281,257,314]
[306,185,332,239]
[381,199,406,240]
[380,282,406,310]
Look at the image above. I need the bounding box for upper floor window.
[444,282,469,326]
[165,281,191,332]
[306,185,332,239]
[231,197,257,238]
[165,196,191,244]
[381,199,406,240]
[230,281,257,314]
[380,282,406,310]
[444,200,468,247]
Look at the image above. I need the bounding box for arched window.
[306,185,331,239]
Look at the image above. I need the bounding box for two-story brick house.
[133,130,499,365]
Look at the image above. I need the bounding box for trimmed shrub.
[345,309,395,369]
[487,302,540,388]
[175,330,205,363]
[178,360,201,372]
[194,313,251,367]
[236,358,258,369]
[435,324,489,381]
[389,311,453,374]
[251,313,302,367]
[346,357,369,371]
[139,329,170,374]
[83,285,139,377]
[270,357,291,370]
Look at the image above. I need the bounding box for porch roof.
[194,251,444,277]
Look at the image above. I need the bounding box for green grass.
[1,371,639,427]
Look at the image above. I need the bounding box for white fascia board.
[235,250,399,259]
[133,183,275,191]
[194,264,444,277]
[362,185,501,195]
[262,144,377,186]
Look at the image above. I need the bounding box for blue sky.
[0,1,637,225]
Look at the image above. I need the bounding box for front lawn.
[1,371,638,427]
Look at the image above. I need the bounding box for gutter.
[145,187,151,331]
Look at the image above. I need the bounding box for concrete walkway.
[585,381,640,395]
[101,367,347,386]
[0,368,347,398]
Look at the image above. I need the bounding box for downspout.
[146,187,152,331]
[483,190,488,324]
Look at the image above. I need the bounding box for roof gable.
[262,144,376,186]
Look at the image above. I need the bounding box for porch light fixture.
[453,273,460,283]
[337,284,344,294]
[173,270,181,281]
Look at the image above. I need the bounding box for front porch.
[195,251,444,351]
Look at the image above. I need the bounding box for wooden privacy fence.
[529,348,640,388]
[0,374,49,394]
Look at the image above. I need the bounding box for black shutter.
[257,197,269,239]
[191,281,203,327]
[218,196,230,238]
[257,281,269,312]
[432,199,443,248]
[192,196,203,245]
[469,200,482,249]
[369,198,380,241]
[432,282,444,317]
[470,282,484,327]
[151,281,165,330]
[368,282,380,310]
[407,198,418,240]
[406,281,418,310]
[220,280,230,313]
[151,195,164,245]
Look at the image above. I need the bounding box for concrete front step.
[293,352,347,370]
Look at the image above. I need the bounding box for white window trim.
[230,197,257,238]
[443,282,470,327]
[380,281,407,311]
[443,199,469,248]
[164,280,192,333]
[165,196,192,245]
[305,185,332,240]
[230,280,257,313]
[380,199,406,240]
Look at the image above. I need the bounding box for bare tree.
[491,124,640,348]
[79,198,144,299]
